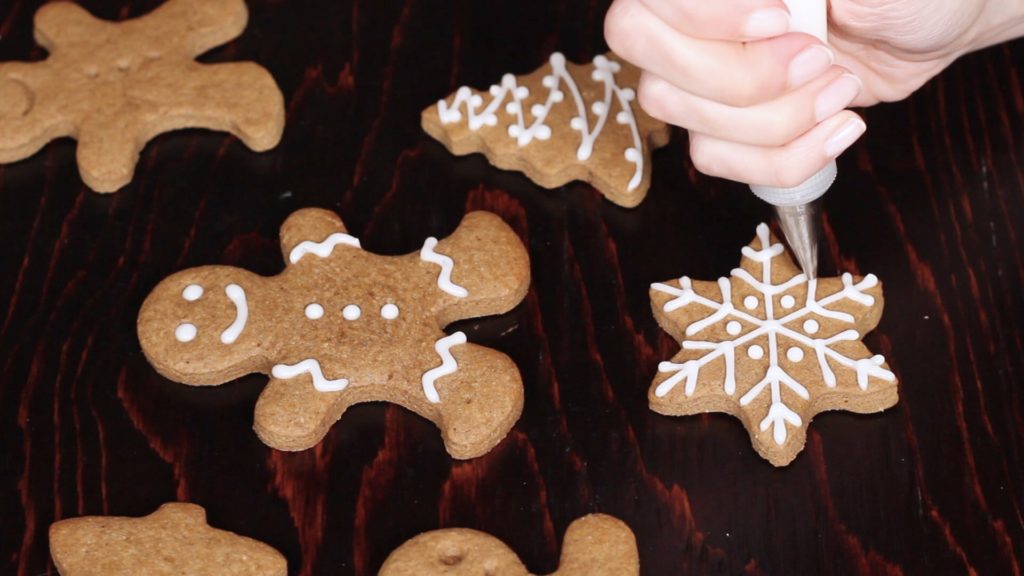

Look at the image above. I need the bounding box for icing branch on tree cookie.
[137,208,530,459]
[423,52,671,208]
[649,223,899,466]
[0,0,285,192]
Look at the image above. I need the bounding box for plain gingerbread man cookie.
[650,223,899,466]
[0,0,285,192]
[138,209,530,459]
[49,502,286,576]
[379,514,639,576]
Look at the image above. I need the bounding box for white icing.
[305,303,324,319]
[651,223,896,445]
[726,321,741,335]
[743,295,758,310]
[422,332,467,403]
[437,52,645,191]
[182,284,203,301]
[272,359,348,392]
[343,304,361,320]
[289,232,361,264]
[220,284,247,344]
[420,237,469,298]
[175,323,197,342]
[381,303,399,320]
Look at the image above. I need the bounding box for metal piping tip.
[774,200,821,280]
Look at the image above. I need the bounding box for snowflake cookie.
[137,209,530,459]
[49,503,286,576]
[379,514,638,576]
[0,0,284,192]
[650,224,898,466]
[422,52,671,208]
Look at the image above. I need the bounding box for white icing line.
[289,232,361,264]
[420,237,469,298]
[438,52,645,192]
[272,359,348,392]
[422,332,467,403]
[220,284,247,344]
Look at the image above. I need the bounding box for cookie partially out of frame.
[49,503,286,576]
[138,208,530,459]
[650,223,899,466]
[0,0,285,192]
[423,52,671,208]
[379,514,639,576]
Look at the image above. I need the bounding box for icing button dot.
[743,296,758,310]
[780,295,796,309]
[747,344,765,360]
[380,303,399,320]
[175,323,197,343]
[182,284,204,301]
[343,304,361,321]
[726,321,742,336]
[786,347,805,362]
[305,303,324,320]
[803,319,820,334]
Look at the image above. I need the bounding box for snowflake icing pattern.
[649,224,898,466]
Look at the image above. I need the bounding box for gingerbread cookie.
[649,224,898,466]
[0,0,285,192]
[422,52,671,208]
[379,514,638,576]
[49,502,286,576]
[137,209,530,459]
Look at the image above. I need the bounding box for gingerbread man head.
[138,209,530,459]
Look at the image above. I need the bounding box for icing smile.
[220,284,248,344]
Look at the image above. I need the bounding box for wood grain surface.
[1,0,1023,574]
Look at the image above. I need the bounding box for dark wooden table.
[2,1,1023,574]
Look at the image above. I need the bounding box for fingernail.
[788,45,833,88]
[824,118,866,157]
[814,74,863,122]
[743,8,790,39]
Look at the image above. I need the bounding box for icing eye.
[305,303,324,320]
[780,295,796,309]
[747,344,765,360]
[803,319,820,334]
[786,347,805,362]
[182,284,204,301]
[743,296,758,310]
[342,304,361,321]
[726,321,742,336]
[175,323,197,342]
[380,303,399,320]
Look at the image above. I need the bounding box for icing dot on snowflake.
[305,303,324,320]
[175,323,197,343]
[726,321,742,335]
[743,295,758,310]
[747,344,765,360]
[786,347,805,362]
[182,284,203,301]
[343,304,361,321]
[780,295,796,309]
[381,303,399,320]
[803,319,820,334]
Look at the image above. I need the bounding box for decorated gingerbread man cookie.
[0,0,284,192]
[422,52,671,208]
[379,514,639,576]
[49,503,286,576]
[138,209,530,459]
[650,224,899,466]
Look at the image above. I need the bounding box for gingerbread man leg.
[32,2,107,49]
[551,515,639,576]
[76,116,146,192]
[135,0,249,57]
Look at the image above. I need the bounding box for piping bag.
[748,0,833,279]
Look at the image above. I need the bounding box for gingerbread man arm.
[429,211,531,327]
[130,0,249,57]
[552,515,640,576]
[137,266,281,385]
[0,67,71,163]
[278,207,355,264]
[33,2,109,50]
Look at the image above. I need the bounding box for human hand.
[605,0,1024,187]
